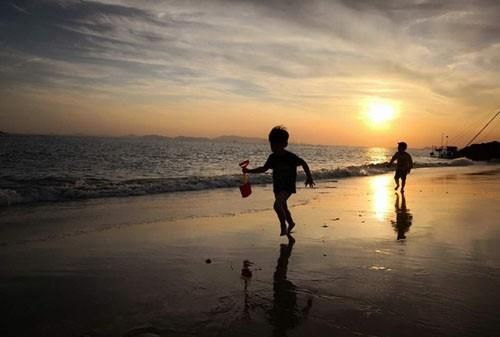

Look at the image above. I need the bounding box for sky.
[0,0,499,147]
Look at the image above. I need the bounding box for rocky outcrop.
[459,141,500,161]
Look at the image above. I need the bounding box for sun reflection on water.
[365,147,391,164]
[370,175,392,221]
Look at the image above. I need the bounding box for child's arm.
[243,166,268,174]
[408,154,413,173]
[243,159,271,174]
[243,155,272,174]
[298,158,315,187]
[387,153,397,167]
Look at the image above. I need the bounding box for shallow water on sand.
[0,166,499,337]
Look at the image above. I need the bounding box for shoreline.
[0,165,497,247]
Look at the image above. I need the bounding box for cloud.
[0,0,499,116]
[9,2,30,14]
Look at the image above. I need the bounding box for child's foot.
[280,224,287,236]
[401,188,405,193]
[287,223,295,234]
[394,184,399,191]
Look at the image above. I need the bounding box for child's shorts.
[395,169,408,180]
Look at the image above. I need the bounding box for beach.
[1,165,499,337]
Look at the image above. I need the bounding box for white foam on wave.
[0,159,480,206]
[448,158,475,166]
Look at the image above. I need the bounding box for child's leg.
[394,171,400,190]
[401,175,407,192]
[274,192,288,235]
[282,194,295,233]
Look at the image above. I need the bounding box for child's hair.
[398,142,407,150]
[269,126,289,145]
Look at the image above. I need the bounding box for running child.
[388,141,413,193]
[243,126,314,236]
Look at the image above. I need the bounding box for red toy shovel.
[239,160,252,198]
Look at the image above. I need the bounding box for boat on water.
[430,145,460,159]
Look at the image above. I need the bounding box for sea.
[0,134,475,206]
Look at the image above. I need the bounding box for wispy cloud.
[9,2,29,14]
[0,0,499,141]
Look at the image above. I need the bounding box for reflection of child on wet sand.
[270,236,312,336]
[388,141,413,193]
[243,126,314,236]
[391,193,413,240]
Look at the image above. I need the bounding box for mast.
[464,110,500,148]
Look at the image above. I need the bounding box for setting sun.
[363,99,397,129]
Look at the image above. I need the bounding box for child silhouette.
[243,126,314,236]
[388,141,413,193]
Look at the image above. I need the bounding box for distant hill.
[139,134,173,140]
[174,136,210,142]
[213,135,266,144]
[0,132,317,146]
[125,134,267,144]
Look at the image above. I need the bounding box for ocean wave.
[0,159,477,206]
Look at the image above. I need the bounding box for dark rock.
[459,141,500,161]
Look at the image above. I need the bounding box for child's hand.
[305,177,315,188]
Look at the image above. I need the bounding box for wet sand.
[1,166,499,337]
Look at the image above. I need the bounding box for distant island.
[0,131,314,146]
[0,131,266,143]
[124,134,268,144]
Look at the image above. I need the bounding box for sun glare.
[370,175,392,221]
[363,99,397,129]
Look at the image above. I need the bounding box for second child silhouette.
[388,141,413,193]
